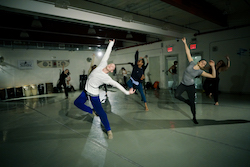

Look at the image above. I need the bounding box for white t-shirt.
[85,41,130,96]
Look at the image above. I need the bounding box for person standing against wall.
[175,37,216,124]
[74,39,135,139]
[168,61,178,91]
[57,63,70,99]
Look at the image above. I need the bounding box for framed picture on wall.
[18,60,34,70]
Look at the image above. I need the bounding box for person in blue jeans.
[74,39,135,139]
[127,50,149,111]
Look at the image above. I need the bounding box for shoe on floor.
[193,118,199,124]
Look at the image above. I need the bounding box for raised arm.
[220,56,230,72]
[134,50,139,65]
[145,56,149,64]
[100,39,115,64]
[201,60,216,78]
[182,37,193,62]
[143,56,149,71]
[62,62,65,71]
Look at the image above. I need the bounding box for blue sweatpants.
[74,91,111,131]
[127,79,146,102]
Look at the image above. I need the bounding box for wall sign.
[190,44,197,50]
[18,60,33,70]
[167,47,173,52]
[37,60,70,68]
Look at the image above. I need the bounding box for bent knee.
[74,99,80,106]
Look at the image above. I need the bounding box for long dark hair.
[217,60,226,68]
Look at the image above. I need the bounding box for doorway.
[191,53,203,89]
[165,55,178,89]
[148,56,160,84]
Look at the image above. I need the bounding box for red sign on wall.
[190,44,197,50]
[167,47,173,52]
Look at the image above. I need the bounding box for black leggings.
[175,83,196,119]
[57,81,68,97]
[211,78,220,103]
[123,76,127,87]
[203,78,220,103]
[203,79,213,96]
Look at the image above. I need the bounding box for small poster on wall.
[37,60,70,68]
[18,60,34,70]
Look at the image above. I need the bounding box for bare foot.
[145,103,149,111]
[209,93,212,99]
[214,102,219,106]
[107,130,113,139]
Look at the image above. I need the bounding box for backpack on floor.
[153,81,160,89]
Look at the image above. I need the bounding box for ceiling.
[0,0,250,51]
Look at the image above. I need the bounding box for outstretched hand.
[209,60,215,66]
[128,88,136,95]
[182,37,187,44]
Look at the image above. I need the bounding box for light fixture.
[126,31,133,39]
[97,51,103,56]
[55,0,70,9]
[20,31,29,38]
[122,13,133,22]
[31,16,42,28]
[88,25,96,34]
[162,23,169,30]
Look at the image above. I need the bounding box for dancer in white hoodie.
[74,39,135,139]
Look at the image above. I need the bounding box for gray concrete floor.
[0,88,250,167]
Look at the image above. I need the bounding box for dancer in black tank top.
[203,56,230,105]
[168,61,178,90]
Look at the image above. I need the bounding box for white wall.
[0,49,103,91]
[111,39,186,89]
[184,26,250,94]
[1,26,250,94]
[112,26,250,94]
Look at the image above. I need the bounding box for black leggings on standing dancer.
[175,83,196,119]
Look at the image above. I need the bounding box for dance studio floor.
[0,88,250,167]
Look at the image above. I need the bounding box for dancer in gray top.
[175,37,216,124]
